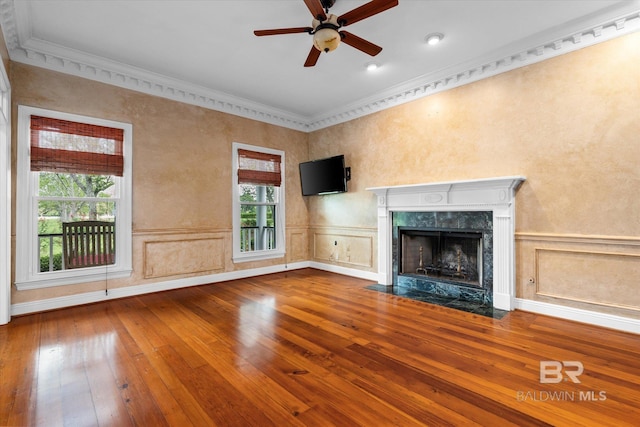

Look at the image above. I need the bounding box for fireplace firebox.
[399,229,482,287]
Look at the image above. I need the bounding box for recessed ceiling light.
[425,33,444,46]
[366,62,379,71]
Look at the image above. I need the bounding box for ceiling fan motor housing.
[321,0,337,10]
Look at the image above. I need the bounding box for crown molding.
[0,0,312,132]
[306,4,640,131]
[15,39,312,132]
[1,0,638,133]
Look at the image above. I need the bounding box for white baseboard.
[309,261,380,282]
[311,263,640,335]
[11,261,310,317]
[515,298,640,335]
[11,262,640,335]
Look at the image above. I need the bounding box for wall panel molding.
[143,236,225,279]
[535,248,640,311]
[288,230,308,263]
[310,226,376,270]
[516,232,640,317]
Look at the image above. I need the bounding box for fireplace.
[367,176,525,310]
[393,211,493,304]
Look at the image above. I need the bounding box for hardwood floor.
[1,268,639,426]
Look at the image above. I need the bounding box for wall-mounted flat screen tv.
[299,155,348,196]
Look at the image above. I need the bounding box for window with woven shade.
[237,149,281,187]
[232,143,286,262]
[15,106,133,290]
[30,115,124,176]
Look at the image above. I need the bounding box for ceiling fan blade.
[304,0,327,20]
[254,27,313,36]
[338,0,399,27]
[304,46,321,67]
[340,31,382,56]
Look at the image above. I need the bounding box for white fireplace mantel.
[367,176,526,310]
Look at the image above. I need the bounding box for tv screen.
[299,155,347,196]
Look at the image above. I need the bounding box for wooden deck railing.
[240,226,275,252]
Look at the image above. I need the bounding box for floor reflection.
[237,297,277,367]
[34,331,118,424]
[365,285,508,319]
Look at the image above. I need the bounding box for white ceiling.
[1,0,639,131]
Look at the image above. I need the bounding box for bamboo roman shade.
[30,115,124,176]
[237,149,282,186]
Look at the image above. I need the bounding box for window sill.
[233,250,285,264]
[14,268,132,291]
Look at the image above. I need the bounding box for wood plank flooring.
[1,268,639,426]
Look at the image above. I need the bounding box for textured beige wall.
[9,33,640,318]
[11,64,310,304]
[308,33,640,317]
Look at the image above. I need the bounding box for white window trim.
[15,106,133,290]
[232,142,285,263]
[0,59,10,324]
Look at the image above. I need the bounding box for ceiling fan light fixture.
[366,62,379,71]
[313,27,341,52]
[425,32,444,46]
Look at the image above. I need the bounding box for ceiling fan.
[254,0,399,67]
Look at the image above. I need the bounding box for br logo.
[539,361,584,384]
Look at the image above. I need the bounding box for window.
[15,106,132,290]
[232,142,285,262]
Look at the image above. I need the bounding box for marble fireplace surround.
[367,176,526,311]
